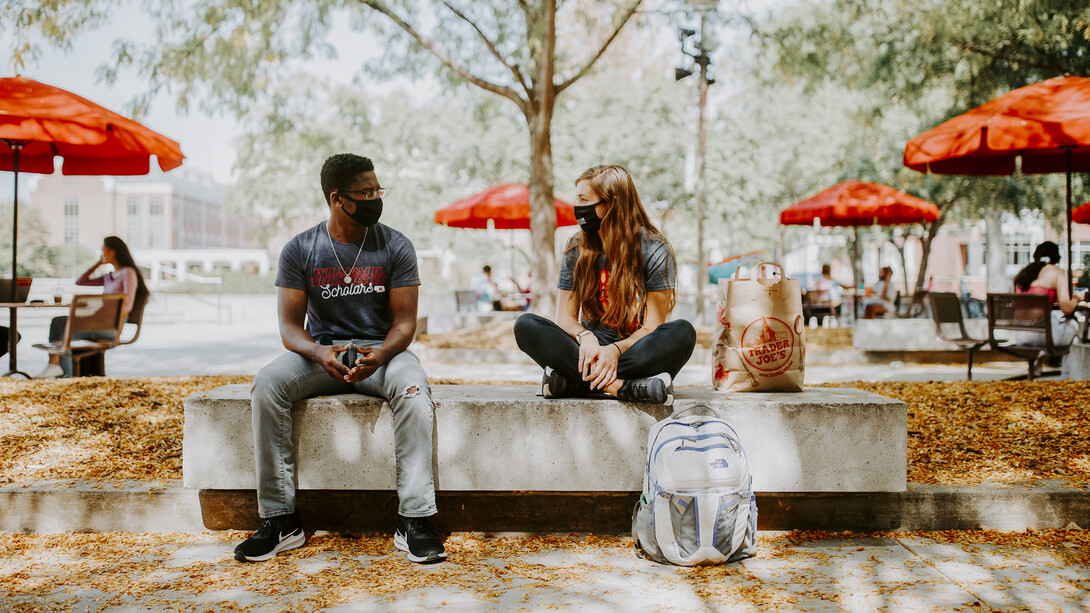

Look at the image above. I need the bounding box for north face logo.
[710,458,729,469]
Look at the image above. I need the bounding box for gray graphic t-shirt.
[556,229,676,342]
[276,221,420,343]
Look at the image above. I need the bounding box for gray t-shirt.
[276,221,420,343]
[557,229,676,341]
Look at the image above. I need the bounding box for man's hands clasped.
[312,343,388,383]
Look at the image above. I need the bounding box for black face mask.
[574,203,601,233]
[342,195,383,227]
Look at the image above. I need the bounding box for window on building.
[1074,241,1090,270]
[149,197,165,248]
[1006,237,1034,268]
[63,196,79,244]
[126,198,142,248]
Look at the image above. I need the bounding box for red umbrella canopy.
[779,181,940,227]
[0,76,185,175]
[1074,202,1090,224]
[904,76,1090,175]
[435,183,576,230]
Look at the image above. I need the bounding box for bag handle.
[670,402,721,420]
[731,261,787,287]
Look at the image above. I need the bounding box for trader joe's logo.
[740,316,794,373]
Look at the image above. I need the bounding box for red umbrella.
[904,76,1090,280]
[435,183,576,229]
[780,181,940,313]
[1074,202,1090,224]
[779,181,940,227]
[0,76,186,376]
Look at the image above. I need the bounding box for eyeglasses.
[341,187,387,200]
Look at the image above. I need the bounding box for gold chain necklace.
[325,221,368,284]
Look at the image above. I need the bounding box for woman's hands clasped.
[578,333,620,390]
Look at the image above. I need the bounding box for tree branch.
[555,0,643,94]
[436,0,531,96]
[357,0,528,112]
[955,40,1067,75]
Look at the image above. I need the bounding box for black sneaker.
[394,515,447,563]
[233,511,306,562]
[541,367,590,399]
[617,373,673,405]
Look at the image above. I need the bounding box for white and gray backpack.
[632,405,757,566]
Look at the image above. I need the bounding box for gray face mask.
[574,203,601,233]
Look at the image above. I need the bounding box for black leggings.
[513,313,697,382]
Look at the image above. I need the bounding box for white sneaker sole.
[237,530,306,562]
[394,531,447,563]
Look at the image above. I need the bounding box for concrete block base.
[194,482,1090,533]
[184,384,907,493]
[0,480,204,533]
[1067,341,1090,381]
[2,480,1087,533]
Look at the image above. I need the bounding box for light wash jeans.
[250,340,437,519]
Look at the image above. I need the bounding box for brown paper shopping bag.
[712,262,805,392]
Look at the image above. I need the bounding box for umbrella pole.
[5,143,21,375]
[1066,147,1074,288]
[853,226,861,319]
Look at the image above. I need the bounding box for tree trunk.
[915,216,943,291]
[526,0,558,317]
[984,210,1007,292]
[526,105,557,317]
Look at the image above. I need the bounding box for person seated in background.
[1077,255,1090,292]
[1012,241,1085,350]
[815,264,845,314]
[37,235,149,378]
[470,265,501,311]
[0,326,18,359]
[862,266,894,319]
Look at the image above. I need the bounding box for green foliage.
[0,202,85,277]
[0,0,111,73]
[760,0,1090,230]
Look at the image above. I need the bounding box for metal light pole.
[676,16,716,322]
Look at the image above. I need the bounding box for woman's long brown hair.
[568,165,676,335]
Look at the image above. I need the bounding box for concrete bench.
[184,385,906,494]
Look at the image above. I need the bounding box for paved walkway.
[1,531,1087,611]
[5,294,1080,612]
[8,294,1027,382]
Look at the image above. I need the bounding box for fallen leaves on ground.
[0,375,249,484]
[1,377,1088,487]
[819,380,1090,486]
[0,530,1084,610]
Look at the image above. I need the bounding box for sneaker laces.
[404,517,437,539]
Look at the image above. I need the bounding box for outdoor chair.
[894,290,929,318]
[929,292,988,380]
[32,294,126,377]
[803,289,837,326]
[118,292,148,346]
[986,292,1070,381]
[454,290,477,312]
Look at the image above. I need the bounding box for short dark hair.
[483,265,492,274]
[320,154,374,204]
[821,264,831,275]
